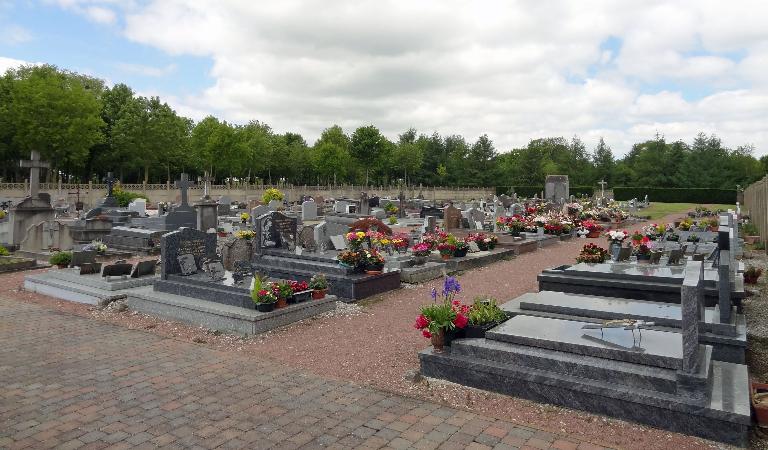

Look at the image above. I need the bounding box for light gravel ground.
[0,213,747,450]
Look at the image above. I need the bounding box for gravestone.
[130,260,157,278]
[160,227,217,279]
[128,198,146,216]
[444,204,462,230]
[397,191,406,218]
[102,262,133,278]
[330,235,347,250]
[220,237,254,270]
[10,151,55,248]
[302,200,318,221]
[421,216,437,234]
[165,174,197,230]
[70,250,96,268]
[255,211,297,253]
[717,214,732,323]
[79,262,101,275]
[217,195,232,216]
[510,203,524,216]
[315,196,325,215]
[177,254,198,275]
[314,221,330,252]
[466,208,485,230]
[545,175,569,204]
[359,192,370,215]
[680,261,705,378]
[100,172,119,208]
[298,226,316,252]
[251,205,271,226]
[420,206,443,219]
[499,194,513,209]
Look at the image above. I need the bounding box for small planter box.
[292,290,312,303]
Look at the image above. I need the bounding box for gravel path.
[0,213,733,449]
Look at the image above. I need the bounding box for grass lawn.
[639,202,735,220]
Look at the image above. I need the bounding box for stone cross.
[19,151,50,198]
[598,179,607,199]
[103,172,117,197]
[175,173,194,206]
[201,171,214,199]
[680,261,704,373]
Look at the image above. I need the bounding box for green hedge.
[612,187,736,204]
[495,185,595,198]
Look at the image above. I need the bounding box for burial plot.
[443,205,462,230]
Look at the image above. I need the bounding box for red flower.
[414,314,430,330]
[453,313,468,329]
[641,236,650,244]
[258,290,268,296]
[422,329,432,338]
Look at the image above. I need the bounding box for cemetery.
[2,13,768,447]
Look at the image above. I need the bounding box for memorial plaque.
[79,262,102,275]
[330,235,347,250]
[102,262,133,278]
[468,241,481,253]
[177,254,198,275]
[131,260,157,278]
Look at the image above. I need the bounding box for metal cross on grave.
[175,173,194,206]
[103,172,117,197]
[19,151,50,198]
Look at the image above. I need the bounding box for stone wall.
[0,182,494,210]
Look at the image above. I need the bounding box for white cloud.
[84,6,116,24]
[116,62,176,77]
[0,56,38,73]
[0,24,32,44]
[43,0,768,154]
[45,0,122,25]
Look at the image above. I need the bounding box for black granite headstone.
[131,260,157,278]
[160,227,217,280]
[177,254,198,275]
[102,263,133,278]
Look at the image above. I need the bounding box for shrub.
[468,297,508,325]
[49,251,72,266]
[262,188,284,204]
[613,187,736,204]
[112,185,149,207]
[388,216,398,225]
[309,274,328,290]
[742,222,759,236]
[0,245,9,256]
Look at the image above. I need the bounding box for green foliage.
[468,297,508,325]
[112,185,148,207]
[261,188,284,203]
[0,245,9,256]
[49,251,72,266]
[613,187,736,204]
[309,274,328,290]
[420,302,458,334]
[388,216,397,225]
[742,222,759,236]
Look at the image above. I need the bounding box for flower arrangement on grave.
[411,242,432,258]
[337,250,363,269]
[506,215,528,234]
[289,280,311,302]
[632,239,653,258]
[678,218,693,231]
[235,230,255,240]
[666,231,680,241]
[702,217,719,231]
[240,212,250,223]
[532,215,548,228]
[583,221,604,233]
[413,276,468,351]
[544,221,564,235]
[84,239,107,254]
[384,202,398,215]
[605,230,628,244]
[309,274,329,299]
[362,248,386,273]
[467,297,508,327]
[687,233,701,243]
[575,243,609,263]
[348,217,393,235]
[388,216,397,225]
[345,231,366,250]
[453,240,469,257]
[630,230,645,243]
[49,251,72,268]
[261,188,284,204]
[566,202,583,217]
[271,281,293,308]
[391,234,410,253]
[486,234,498,249]
[421,232,440,250]
[466,232,489,251]
[437,242,456,258]
[366,230,388,248]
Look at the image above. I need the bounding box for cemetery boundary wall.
[0,182,493,209]
[495,185,595,198]
[745,176,768,241]
[613,187,736,204]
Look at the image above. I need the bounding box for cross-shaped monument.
[19,151,50,199]
[201,171,214,199]
[101,172,119,207]
[598,179,608,199]
[175,173,194,207]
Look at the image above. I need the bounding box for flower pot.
[477,242,489,251]
[488,242,496,250]
[610,243,621,260]
[365,269,383,275]
[453,247,468,258]
[752,380,768,427]
[430,329,446,353]
[745,275,760,284]
[413,256,427,266]
[745,235,760,245]
[636,254,651,264]
[587,230,601,239]
[440,253,452,261]
[312,289,327,300]
[256,302,275,313]
[463,321,504,339]
[293,290,312,303]
[275,297,288,309]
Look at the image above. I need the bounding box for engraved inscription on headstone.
[177,254,198,275]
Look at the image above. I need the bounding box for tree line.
[0,64,764,189]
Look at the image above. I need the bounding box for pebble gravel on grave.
[0,213,727,450]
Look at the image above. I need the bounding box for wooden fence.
[744,176,768,244]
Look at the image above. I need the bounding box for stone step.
[46,268,157,291]
[449,338,679,394]
[486,315,683,370]
[24,272,127,305]
[259,254,349,275]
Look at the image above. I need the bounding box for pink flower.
[414,314,429,329]
[453,313,468,329]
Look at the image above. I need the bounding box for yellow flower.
[380,239,391,245]
[356,231,365,238]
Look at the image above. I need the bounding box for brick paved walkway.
[0,298,611,450]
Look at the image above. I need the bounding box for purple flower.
[443,276,461,296]
[431,287,437,301]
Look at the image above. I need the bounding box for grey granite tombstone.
[130,259,157,278]
[177,254,198,275]
[359,192,370,215]
[70,250,96,268]
[217,195,232,216]
[255,211,297,253]
[717,215,732,323]
[301,200,318,221]
[102,262,133,278]
[79,262,101,275]
[680,261,704,373]
[314,221,329,251]
[466,208,485,229]
[397,191,406,218]
[444,204,461,230]
[330,235,347,250]
[545,175,569,204]
[251,205,271,226]
[298,225,316,252]
[160,227,217,279]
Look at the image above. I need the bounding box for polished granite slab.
[487,315,683,369]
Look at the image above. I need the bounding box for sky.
[1,0,767,156]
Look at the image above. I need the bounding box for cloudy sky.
[1,0,767,155]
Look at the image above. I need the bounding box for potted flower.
[605,230,628,259]
[678,219,693,231]
[240,212,250,224]
[290,280,312,302]
[687,234,701,243]
[309,274,329,299]
[362,249,385,274]
[744,266,762,284]
[505,215,527,236]
[345,231,366,250]
[413,276,468,352]
[575,243,609,264]
[751,378,768,427]
[49,251,72,268]
[261,188,284,204]
[391,234,409,254]
[437,242,456,260]
[388,216,398,225]
[235,230,255,240]
[464,297,509,338]
[583,221,604,238]
[469,232,489,251]
[633,238,653,262]
[666,232,680,242]
[453,240,469,257]
[411,242,432,265]
[742,222,760,245]
[486,234,498,250]
[272,281,292,308]
[84,240,108,255]
[252,277,278,312]
[337,250,362,271]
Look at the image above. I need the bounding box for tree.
[592,137,615,184]
[7,65,104,180]
[467,134,497,186]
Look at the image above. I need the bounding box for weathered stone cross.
[19,151,50,198]
[598,179,608,198]
[103,172,117,198]
[175,173,194,206]
[201,171,214,199]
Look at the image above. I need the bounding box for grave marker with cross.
[175,173,194,207]
[101,172,119,207]
[19,151,50,199]
[201,171,214,199]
